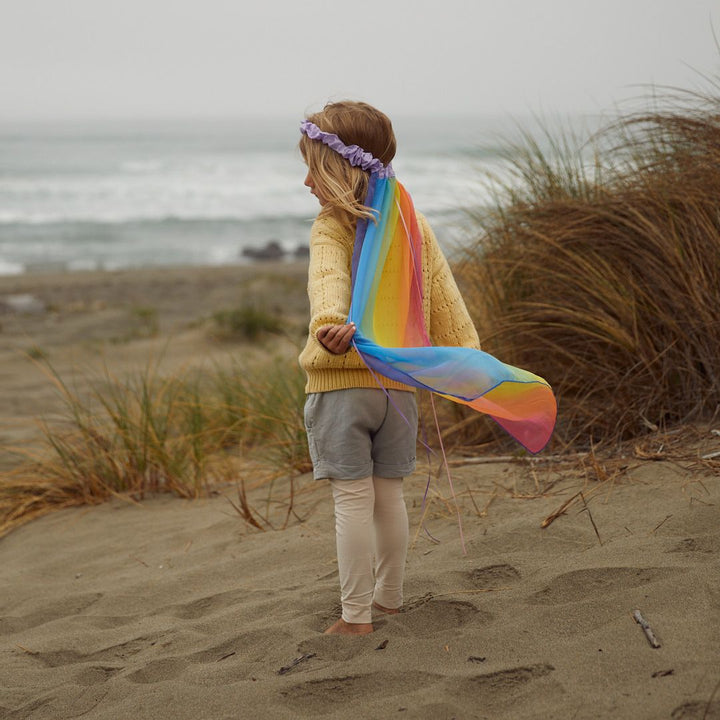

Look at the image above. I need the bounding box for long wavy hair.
[299,101,396,222]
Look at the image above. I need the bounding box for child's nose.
[304,171,314,188]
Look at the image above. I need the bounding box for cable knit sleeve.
[306,213,354,338]
[420,214,481,350]
[299,211,416,394]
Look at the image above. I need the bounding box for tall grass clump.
[0,357,311,535]
[0,362,225,532]
[211,304,282,341]
[461,87,720,448]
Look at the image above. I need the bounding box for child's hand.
[316,323,356,354]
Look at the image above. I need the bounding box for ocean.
[0,115,572,276]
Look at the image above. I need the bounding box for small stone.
[0,294,46,315]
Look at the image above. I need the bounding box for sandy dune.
[1,455,719,719]
[1,266,718,719]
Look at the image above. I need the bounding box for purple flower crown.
[300,120,394,179]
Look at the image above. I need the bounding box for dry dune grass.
[0,356,309,537]
[458,86,720,448]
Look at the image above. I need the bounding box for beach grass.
[0,357,310,536]
[211,305,283,341]
[458,84,720,448]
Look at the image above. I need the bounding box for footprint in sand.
[671,699,720,719]
[450,663,558,710]
[187,628,285,665]
[0,592,103,635]
[281,671,443,714]
[78,615,138,630]
[295,599,490,663]
[31,633,166,668]
[126,657,188,684]
[73,665,124,686]
[466,563,521,586]
[668,536,720,554]
[155,589,246,620]
[296,633,376,663]
[396,598,491,634]
[527,567,679,605]
[0,697,54,718]
[188,637,248,664]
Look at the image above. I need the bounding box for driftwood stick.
[633,609,661,648]
[700,449,720,459]
[448,455,516,466]
[449,452,587,467]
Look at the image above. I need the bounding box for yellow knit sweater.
[299,210,481,394]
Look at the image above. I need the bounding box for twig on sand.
[479,489,497,517]
[649,514,673,534]
[579,492,602,545]
[541,492,581,529]
[277,652,316,675]
[225,480,268,531]
[464,483,482,516]
[464,484,497,518]
[15,644,39,655]
[633,609,661,648]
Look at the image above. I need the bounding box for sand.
[1,266,719,720]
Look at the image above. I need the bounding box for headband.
[300,119,394,179]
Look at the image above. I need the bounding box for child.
[299,101,481,635]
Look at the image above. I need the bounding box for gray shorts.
[304,388,418,480]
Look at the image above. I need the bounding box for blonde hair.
[300,101,396,222]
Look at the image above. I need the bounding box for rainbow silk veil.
[301,120,556,454]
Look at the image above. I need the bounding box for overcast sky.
[1,0,718,121]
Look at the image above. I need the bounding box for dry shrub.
[460,87,720,448]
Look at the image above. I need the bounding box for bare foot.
[372,602,400,615]
[323,618,374,635]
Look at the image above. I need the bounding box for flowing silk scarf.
[302,120,556,453]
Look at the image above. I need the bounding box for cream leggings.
[330,475,409,624]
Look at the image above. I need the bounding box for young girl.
[299,101,481,635]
